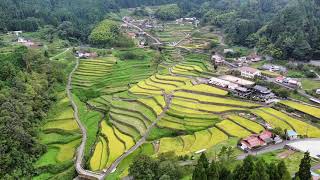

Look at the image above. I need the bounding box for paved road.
[100,93,173,179]
[122,18,162,45]
[67,58,104,180]
[265,76,320,103]
[237,138,320,160]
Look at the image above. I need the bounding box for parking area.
[287,140,320,159]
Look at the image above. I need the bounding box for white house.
[211,54,224,64]
[316,89,320,94]
[239,66,261,79]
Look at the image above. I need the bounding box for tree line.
[0,0,174,41]
[129,146,313,180]
[193,151,312,180]
[0,46,68,178]
[173,0,320,61]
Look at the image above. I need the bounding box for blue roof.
[287,130,298,136]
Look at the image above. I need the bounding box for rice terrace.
[36,10,320,180]
[2,1,320,180]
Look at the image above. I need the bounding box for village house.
[247,53,262,62]
[223,48,234,54]
[76,51,98,59]
[219,75,255,87]
[211,54,224,64]
[283,78,301,88]
[240,135,266,150]
[176,17,199,27]
[276,76,285,83]
[240,130,277,150]
[253,85,271,94]
[287,130,298,140]
[261,64,287,72]
[239,66,261,79]
[208,77,238,90]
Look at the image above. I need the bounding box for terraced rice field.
[171,98,245,113]
[157,113,216,131]
[72,56,116,89]
[216,120,252,138]
[35,94,81,177]
[90,121,136,170]
[251,109,292,130]
[155,23,194,44]
[158,127,228,155]
[177,84,228,96]
[280,100,320,118]
[129,74,192,95]
[228,115,265,133]
[173,91,260,108]
[260,108,320,137]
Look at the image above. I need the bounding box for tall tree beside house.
[295,152,312,180]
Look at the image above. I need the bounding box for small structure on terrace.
[211,54,224,65]
[286,130,298,140]
[75,51,98,59]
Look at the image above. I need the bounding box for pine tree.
[255,159,269,180]
[295,152,311,180]
[233,155,255,180]
[268,162,280,180]
[207,160,219,180]
[192,153,209,180]
[277,161,291,180]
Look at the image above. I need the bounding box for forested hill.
[0,0,176,41]
[177,0,320,60]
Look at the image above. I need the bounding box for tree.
[277,161,291,180]
[192,153,209,180]
[207,160,219,180]
[255,159,269,180]
[233,155,255,180]
[129,155,159,180]
[295,152,312,180]
[155,4,181,20]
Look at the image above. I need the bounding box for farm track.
[67,58,104,180]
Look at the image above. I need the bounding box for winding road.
[67,58,104,180]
